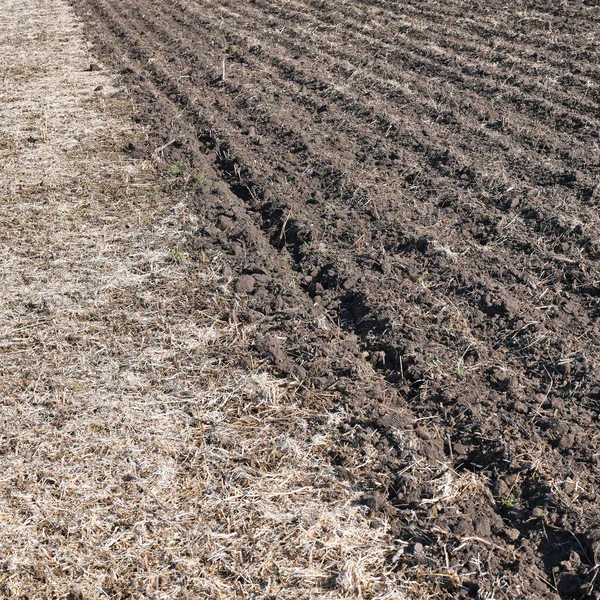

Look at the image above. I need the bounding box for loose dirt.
[66,0,600,597]
[0,1,415,598]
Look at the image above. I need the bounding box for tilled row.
[73,0,600,597]
[220,0,600,137]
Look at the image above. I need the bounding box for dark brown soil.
[70,0,600,597]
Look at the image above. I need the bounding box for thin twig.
[154,138,177,155]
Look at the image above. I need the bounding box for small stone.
[487,110,499,122]
[87,63,102,72]
[558,433,575,450]
[506,527,520,541]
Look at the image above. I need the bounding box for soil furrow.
[249,0,600,119]
[357,0,600,61]
[80,0,600,445]
[113,0,600,290]
[221,0,600,133]
[76,0,600,408]
[117,0,599,258]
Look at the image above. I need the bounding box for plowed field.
[71,0,600,597]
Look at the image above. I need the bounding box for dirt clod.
[235,274,256,294]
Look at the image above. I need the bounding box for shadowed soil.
[69,0,600,598]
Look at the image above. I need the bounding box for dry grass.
[0,1,419,598]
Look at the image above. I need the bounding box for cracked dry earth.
[0,1,411,598]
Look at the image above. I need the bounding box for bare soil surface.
[68,0,600,598]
